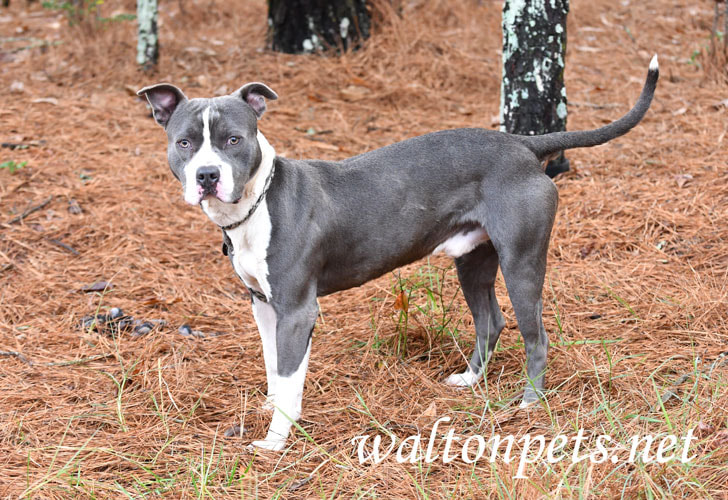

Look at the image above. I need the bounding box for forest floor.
[0,0,726,498]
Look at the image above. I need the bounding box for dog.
[138,55,658,451]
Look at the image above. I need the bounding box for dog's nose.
[196,166,220,189]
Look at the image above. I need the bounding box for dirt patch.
[0,0,726,497]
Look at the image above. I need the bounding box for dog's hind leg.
[487,175,558,407]
[446,241,505,387]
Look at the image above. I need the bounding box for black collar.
[217,164,275,232]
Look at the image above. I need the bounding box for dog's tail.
[519,55,659,161]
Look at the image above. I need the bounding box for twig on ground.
[44,353,114,367]
[0,350,32,365]
[287,457,331,492]
[48,238,80,256]
[7,196,53,225]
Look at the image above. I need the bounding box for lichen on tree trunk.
[268,0,370,54]
[137,0,159,71]
[500,0,569,174]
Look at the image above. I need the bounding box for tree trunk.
[137,0,159,71]
[500,0,569,177]
[268,0,370,54]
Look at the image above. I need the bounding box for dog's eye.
[177,139,191,149]
[227,136,240,146]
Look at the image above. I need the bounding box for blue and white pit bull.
[138,56,658,451]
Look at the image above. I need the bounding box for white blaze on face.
[182,105,235,205]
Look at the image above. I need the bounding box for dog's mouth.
[198,188,241,205]
[200,187,217,200]
[186,178,242,205]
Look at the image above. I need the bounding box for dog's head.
[137,82,277,205]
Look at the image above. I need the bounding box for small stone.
[224,424,245,437]
[109,307,123,319]
[80,315,98,329]
[178,324,205,338]
[132,322,153,337]
[67,199,83,215]
[116,317,134,331]
[9,81,24,94]
[80,281,113,293]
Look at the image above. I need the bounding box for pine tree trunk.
[137,0,159,71]
[500,0,569,176]
[268,0,370,54]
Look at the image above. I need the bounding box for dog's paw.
[261,395,275,411]
[248,439,286,451]
[445,369,480,387]
[519,388,544,409]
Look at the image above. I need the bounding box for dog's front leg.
[250,296,318,451]
[251,299,278,410]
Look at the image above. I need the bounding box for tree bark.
[268,0,370,54]
[137,0,159,71]
[500,0,569,177]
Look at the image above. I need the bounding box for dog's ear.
[233,82,278,118]
[137,84,187,128]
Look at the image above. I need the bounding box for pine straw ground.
[0,0,727,498]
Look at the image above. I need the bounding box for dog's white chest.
[226,202,273,299]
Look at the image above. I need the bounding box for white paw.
[519,399,536,409]
[445,369,481,387]
[248,439,286,451]
[262,395,275,411]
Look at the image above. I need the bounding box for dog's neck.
[200,131,276,228]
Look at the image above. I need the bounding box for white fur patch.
[433,227,489,258]
[445,367,482,387]
[649,54,659,71]
[446,350,491,387]
[227,201,273,299]
[252,299,277,408]
[251,339,311,451]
